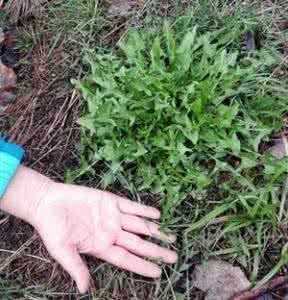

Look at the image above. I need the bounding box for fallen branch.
[229,276,288,300]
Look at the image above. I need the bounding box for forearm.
[0,166,52,225]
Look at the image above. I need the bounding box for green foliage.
[0,280,24,300]
[48,0,109,51]
[76,21,288,223]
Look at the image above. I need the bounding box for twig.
[0,234,37,272]
[229,276,288,300]
[0,249,51,263]
[279,175,288,222]
[279,134,288,222]
[282,134,288,156]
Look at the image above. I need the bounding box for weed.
[14,26,40,54]
[73,4,288,288]
[0,279,24,299]
[76,18,287,220]
[48,0,111,53]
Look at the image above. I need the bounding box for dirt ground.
[0,2,187,299]
[0,19,85,300]
[1,0,288,299]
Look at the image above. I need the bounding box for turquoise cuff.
[0,139,24,198]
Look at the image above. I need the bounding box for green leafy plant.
[75,22,288,223]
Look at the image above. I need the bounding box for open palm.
[32,183,177,293]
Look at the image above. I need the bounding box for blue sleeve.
[0,138,25,198]
[0,139,25,161]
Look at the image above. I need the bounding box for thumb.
[49,244,90,294]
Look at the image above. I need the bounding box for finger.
[48,245,90,294]
[121,214,176,242]
[117,198,160,219]
[97,246,162,278]
[116,231,177,264]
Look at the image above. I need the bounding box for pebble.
[0,28,4,45]
[0,26,17,110]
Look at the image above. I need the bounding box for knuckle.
[127,234,143,249]
[115,248,129,265]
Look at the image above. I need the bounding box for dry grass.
[0,5,163,299]
[0,18,88,299]
[3,27,81,180]
[5,0,47,22]
[0,2,193,298]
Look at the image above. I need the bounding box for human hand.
[30,182,177,293]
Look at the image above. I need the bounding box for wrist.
[0,166,54,226]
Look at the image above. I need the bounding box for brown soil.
[0,2,189,299]
[0,20,86,300]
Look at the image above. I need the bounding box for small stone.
[0,60,16,89]
[0,59,17,109]
[0,28,4,45]
[275,20,288,30]
[192,260,251,300]
[270,142,286,159]
[108,0,137,17]
[269,136,288,160]
[0,91,16,102]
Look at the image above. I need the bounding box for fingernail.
[77,278,90,294]
[168,234,177,243]
[152,209,161,219]
[159,232,177,243]
[170,252,178,263]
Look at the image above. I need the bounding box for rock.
[0,59,17,110]
[1,47,20,68]
[0,59,16,89]
[257,295,274,300]
[108,0,138,17]
[0,90,16,105]
[192,260,251,300]
[244,31,256,51]
[269,135,288,160]
[0,28,4,45]
[275,20,288,30]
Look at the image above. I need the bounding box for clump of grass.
[74,10,288,285]
[0,279,24,300]
[75,18,288,222]
[48,0,112,53]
